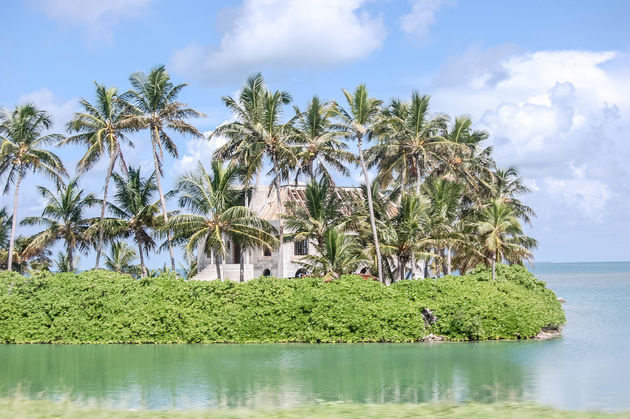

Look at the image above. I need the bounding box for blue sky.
[1,0,629,267]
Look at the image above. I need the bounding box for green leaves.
[0,265,565,344]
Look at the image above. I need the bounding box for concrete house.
[192,184,362,281]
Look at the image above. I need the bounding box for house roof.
[253,185,363,220]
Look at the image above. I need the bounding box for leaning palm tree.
[64,83,136,268]
[213,73,295,278]
[105,241,141,277]
[21,179,98,272]
[298,227,367,281]
[293,96,353,184]
[88,167,162,277]
[475,199,534,280]
[127,65,204,270]
[0,104,67,271]
[331,85,385,283]
[166,161,277,282]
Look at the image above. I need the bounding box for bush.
[0,265,565,343]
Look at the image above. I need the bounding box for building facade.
[192,184,362,282]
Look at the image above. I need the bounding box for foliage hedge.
[0,265,565,343]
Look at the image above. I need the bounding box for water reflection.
[0,342,532,409]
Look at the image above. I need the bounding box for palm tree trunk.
[215,252,223,281]
[239,254,245,282]
[151,127,176,271]
[414,154,421,196]
[7,169,22,272]
[357,138,383,284]
[446,246,452,275]
[400,257,406,282]
[68,243,75,272]
[272,159,285,279]
[424,257,430,279]
[492,253,496,281]
[94,154,116,269]
[137,242,147,277]
[411,254,416,279]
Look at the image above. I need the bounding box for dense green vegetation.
[0,398,623,418]
[0,264,564,344]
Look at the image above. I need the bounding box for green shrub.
[0,265,565,343]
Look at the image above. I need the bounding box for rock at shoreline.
[557,297,566,303]
[422,334,446,342]
[535,325,562,340]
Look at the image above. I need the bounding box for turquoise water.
[1,262,629,411]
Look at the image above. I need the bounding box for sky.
[1,0,629,267]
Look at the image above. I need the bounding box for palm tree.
[0,235,52,274]
[89,167,162,277]
[55,251,73,272]
[283,176,346,249]
[64,83,136,269]
[105,241,141,276]
[382,193,431,282]
[331,85,385,283]
[298,227,367,281]
[370,92,449,194]
[127,65,204,270]
[213,73,295,278]
[0,208,12,249]
[166,161,277,281]
[0,104,67,271]
[21,179,98,271]
[489,166,536,225]
[475,199,534,280]
[293,96,353,184]
[425,179,463,276]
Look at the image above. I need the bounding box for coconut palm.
[127,65,204,270]
[105,241,141,276]
[293,96,353,184]
[89,167,162,277]
[283,176,346,249]
[370,92,449,194]
[0,104,67,271]
[475,199,534,280]
[213,73,295,278]
[0,235,52,274]
[166,161,277,281]
[0,208,12,249]
[21,179,98,272]
[55,252,73,272]
[424,179,463,276]
[64,83,136,268]
[489,166,536,225]
[331,85,385,283]
[382,193,432,282]
[297,227,367,281]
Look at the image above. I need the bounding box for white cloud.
[17,88,78,132]
[171,132,227,176]
[30,0,153,39]
[171,0,385,83]
[399,0,447,38]
[544,175,613,222]
[427,48,630,229]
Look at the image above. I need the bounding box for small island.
[0,264,564,344]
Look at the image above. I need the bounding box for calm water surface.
[1,262,629,411]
